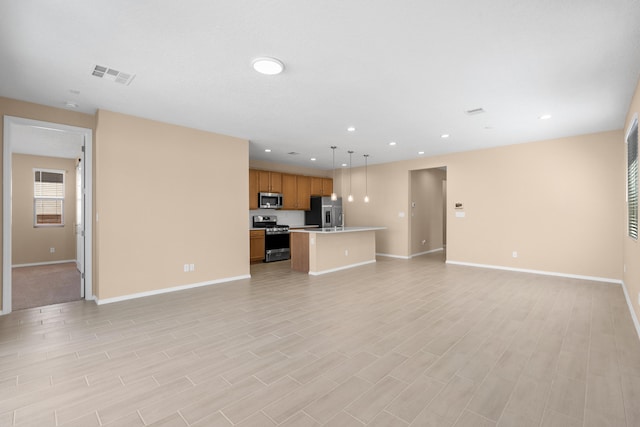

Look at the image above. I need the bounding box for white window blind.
[627,118,638,240]
[34,169,65,226]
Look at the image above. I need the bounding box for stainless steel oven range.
[252,215,290,262]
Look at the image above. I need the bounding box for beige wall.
[0,96,96,310]
[249,159,332,177]
[94,110,249,300]
[624,77,640,326]
[410,168,446,255]
[346,131,624,280]
[12,154,76,265]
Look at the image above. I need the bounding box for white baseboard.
[376,253,410,260]
[95,274,251,305]
[411,247,444,258]
[445,260,622,285]
[12,259,76,268]
[621,281,640,341]
[309,260,376,276]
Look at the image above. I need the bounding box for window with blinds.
[34,169,65,226]
[627,117,638,240]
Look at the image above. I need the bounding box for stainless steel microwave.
[259,192,283,209]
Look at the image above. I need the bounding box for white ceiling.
[11,124,84,159]
[1,0,639,169]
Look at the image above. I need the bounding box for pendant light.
[330,146,337,201]
[347,150,354,202]
[363,154,370,203]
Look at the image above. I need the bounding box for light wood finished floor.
[0,253,639,426]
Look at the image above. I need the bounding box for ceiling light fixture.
[63,101,78,109]
[341,163,347,167]
[330,146,338,201]
[539,114,552,120]
[347,126,356,132]
[389,141,397,146]
[310,157,316,161]
[418,151,425,155]
[252,57,284,75]
[348,150,354,203]
[441,134,450,139]
[264,149,271,152]
[363,154,370,203]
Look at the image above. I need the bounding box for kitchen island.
[290,227,386,275]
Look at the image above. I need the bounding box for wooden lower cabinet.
[249,230,265,263]
[290,232,309,273]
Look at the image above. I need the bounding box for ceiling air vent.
[288,152,300,155]
[91,65,136,85]
[465,107,485,115]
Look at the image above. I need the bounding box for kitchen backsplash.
[249,209,306,228]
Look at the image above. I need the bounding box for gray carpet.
[12,262,81,310]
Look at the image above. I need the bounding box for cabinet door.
[249,230,265,262]
[249,169,259,210]
[270,172,283,193]
[310,177,324,196]
[281,174,298,209]
[257,170,271,192]
[297,175,311,210]
[322,178,333,196]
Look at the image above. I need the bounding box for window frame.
[626,114,638,240]
[33,168,65,228]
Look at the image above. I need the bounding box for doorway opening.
[409,167,447,261]
[3,116,93,314]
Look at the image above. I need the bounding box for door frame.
[2,116,94,314]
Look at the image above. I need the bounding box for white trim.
[3,116,94,315]
[12,259,76,268]
[445,260,622,284]
[621,280,640,341]
[376,253,410,260]
[410,247,444,258]
[309,259,376,276]
[95,274,251,305]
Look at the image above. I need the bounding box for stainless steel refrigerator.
[305,196,343,228]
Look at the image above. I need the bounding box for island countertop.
[290,226,386,234]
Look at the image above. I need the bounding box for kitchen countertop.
[289,226,386,234]
[249,225,319,231]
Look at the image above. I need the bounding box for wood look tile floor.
[1,252,639,426]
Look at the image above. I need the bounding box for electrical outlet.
[50,247,55,253]
[344,249,348,256]
[189,264,195,272]
[512,251,518,258]
[183,264,189,272]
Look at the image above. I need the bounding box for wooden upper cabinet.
[249,169,259,210]
[297,175,311,210]
[310,177,323,196]
[281,174,298,210]
[322,178,333,196]
[310,177,333,196]
[257,170,282,193]
[282,174,311,210]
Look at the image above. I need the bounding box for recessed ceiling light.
[264,149,271,152]
[347,126,356,132]
[539,114,552,120]
[310,157,316,161]
[418,151,425,155]
[341,163,348,167]
[252,57,284,75]
[441,134,450,139]
[389,141,397,146]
